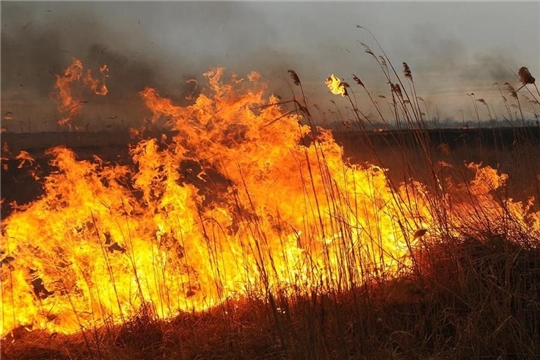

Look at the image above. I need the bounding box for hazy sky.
[1,1,539,132]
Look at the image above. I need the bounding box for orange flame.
[54,58,108,127]
[15,151,35,169]
[1,65,539,338]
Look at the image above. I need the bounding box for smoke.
[386,22,528,122]
[459,50,518,83]
[407,23,519,82]
[1,26,65,97]
[0,2,158,131]
[1,2,306,132]
[3,2,536,132]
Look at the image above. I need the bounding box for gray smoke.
[1,2,305,132]
[459,50,518,83]
[3,2,537,132]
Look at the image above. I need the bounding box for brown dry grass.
[3,29,540,359]
[3,234,540,359]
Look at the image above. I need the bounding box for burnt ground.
[2,126,540,219]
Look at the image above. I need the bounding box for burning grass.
[3,236,540,358]
[2,33,540,358]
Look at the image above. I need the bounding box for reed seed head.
[379,56,387,68]
[505,83,518,99]
[518,67,535,86]
[391,83,403,98]
[288,70,301,86]
[352,74,365,87]
[403,62,412,80]
[360,42,374,56]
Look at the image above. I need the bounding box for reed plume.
[360,42,374,56]
[379,56,389,77]
[466,93,481,124]
[392,83,403,99]
[518,67,535,86]
[288,70,301,86]
[402,62,423,124]
[505,83,525,125]
[476,99,493,121]
[379,56,387,68]
[352,74,365,88]
[403,62,412,80]
[516,66,540,100]
[505,83,518,99]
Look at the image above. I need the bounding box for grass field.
[2,36,540,358]
[2,124,540,359]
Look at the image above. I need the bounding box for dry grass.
[3,29,540,360]
[3,234,540,359]
[3,125,540,359]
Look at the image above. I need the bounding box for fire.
[54,58,108,127]
[1,62,539,338]
[325,74,348,97]
[15,151,35,169]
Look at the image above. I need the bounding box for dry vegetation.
[2,28,540,359]
[3,235,540,359]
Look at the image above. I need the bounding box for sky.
[1,1,539,132]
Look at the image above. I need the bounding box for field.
[2,124,540,359]
[3,127,540,218]
[2,26,540,357]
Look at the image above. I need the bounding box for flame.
[15,151,35,169]
[325,74,347,97]
[1,142,10,171]
[54,58,108,127]
[1,64,539,338]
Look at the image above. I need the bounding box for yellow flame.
[1,64,539,338]
[325,74,347,96]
